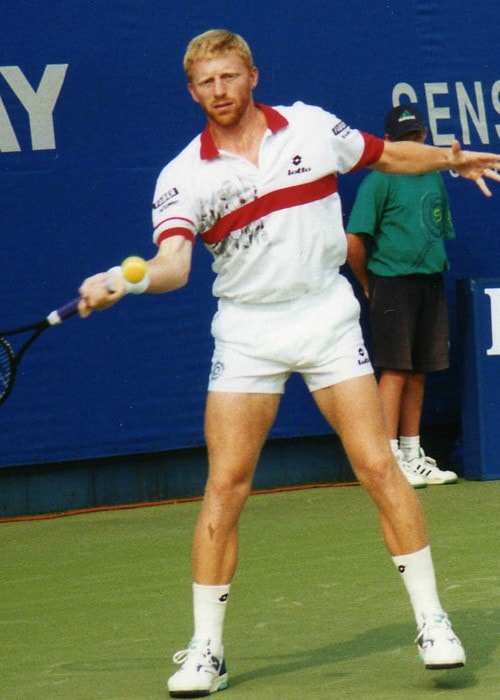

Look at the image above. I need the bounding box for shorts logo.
[210,360,225,381]
[153,187,179,209]
[357,347,370,365]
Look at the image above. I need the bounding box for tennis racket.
[0,298,80,405]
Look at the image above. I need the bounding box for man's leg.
[312,374,465,668]
[194,391,281,584]
[168,391,280,697]
[314,374,426,554]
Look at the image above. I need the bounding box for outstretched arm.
[374,139,500,196]
[78,235,193,318]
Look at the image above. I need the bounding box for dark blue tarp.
[1,0,499,467]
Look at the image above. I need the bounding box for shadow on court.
[230,607,499,694]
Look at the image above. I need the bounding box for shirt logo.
[153,187,179,209]
[332,120,349,136]
[288,154,311,176]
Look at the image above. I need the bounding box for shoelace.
[172,644,221,671]
[410,451,443,475]
[172,648,190,665]
[415,613,451,643]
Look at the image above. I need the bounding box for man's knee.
[205,470,253,507]
[353,451,400,492]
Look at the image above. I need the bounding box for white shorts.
[208,275,373,394]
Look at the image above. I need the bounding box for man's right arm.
[78,235,193,318]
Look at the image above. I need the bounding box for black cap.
[384,105,426,140]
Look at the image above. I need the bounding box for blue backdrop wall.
[1,0,499,468]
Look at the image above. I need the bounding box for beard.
[204,92,253,129]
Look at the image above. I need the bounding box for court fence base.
[0,424,463,520]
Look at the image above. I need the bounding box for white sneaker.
[408,449,458,485]
[167,639,228,697]
[394,450,427,489]
[416,613,466,669]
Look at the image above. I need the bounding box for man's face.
[188,52,258,128]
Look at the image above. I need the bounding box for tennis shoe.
[408,449,458,485]
[167,638,228,697]
[416,613,466,669]
[394,449,427,488]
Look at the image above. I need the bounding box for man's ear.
[250,66,259,90]
[188,84,200,104]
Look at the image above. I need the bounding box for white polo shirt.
[152,101,383,304]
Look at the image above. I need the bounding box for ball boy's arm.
[346,233,371,298]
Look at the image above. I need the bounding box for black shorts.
[368,274,450,373]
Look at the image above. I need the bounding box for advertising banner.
[1,1,499,467]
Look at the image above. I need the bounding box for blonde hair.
[183,29,254,81]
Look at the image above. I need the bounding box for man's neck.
[209,103,267,166]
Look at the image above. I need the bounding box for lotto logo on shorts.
[357,347,370,365]
[210,360,225,381]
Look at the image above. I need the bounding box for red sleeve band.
[156,227,195,246]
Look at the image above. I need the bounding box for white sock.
[392,546,444,627]
[400,435,420,461]
[390,439,399,456]
[193,583,230,651]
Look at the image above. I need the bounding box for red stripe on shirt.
[200,174,337,245]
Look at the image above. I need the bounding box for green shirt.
[347,171,455,276]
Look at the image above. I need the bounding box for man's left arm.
[373,139,500,197]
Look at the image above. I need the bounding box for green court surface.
[1,480,498,699]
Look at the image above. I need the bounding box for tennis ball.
[121,256,147,284]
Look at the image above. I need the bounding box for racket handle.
[47,297,81,325]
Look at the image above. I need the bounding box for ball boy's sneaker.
[167,638,228,697]
[416,613,466,670]
[408,449,458,485]
[394,450,427,488]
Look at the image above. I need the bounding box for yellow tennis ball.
[121,256,147,284]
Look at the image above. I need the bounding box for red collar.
[200,103,289,160]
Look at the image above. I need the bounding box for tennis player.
[78,29,500,697]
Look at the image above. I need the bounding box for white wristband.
[106,266,150,295]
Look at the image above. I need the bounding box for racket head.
[0,337,16,405]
